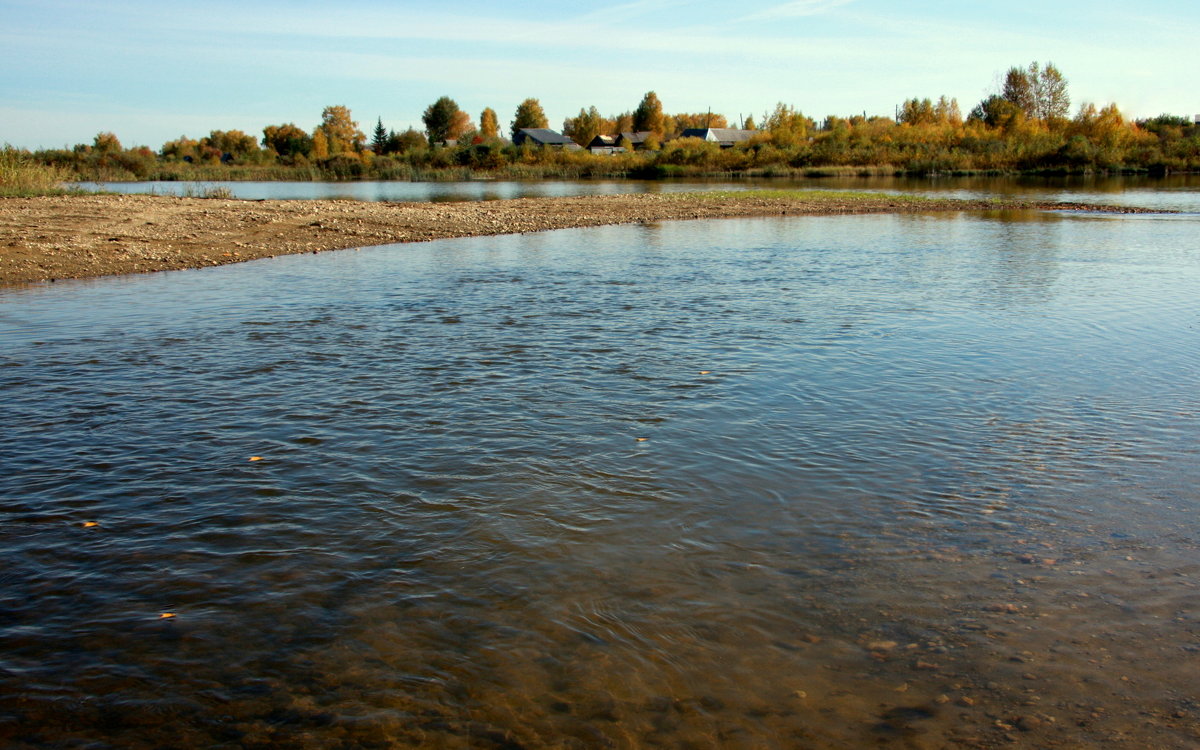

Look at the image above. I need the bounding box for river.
[76,173,1200,212]
[1,193,1198,747]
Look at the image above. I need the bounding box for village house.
[513,128,582,150]
[587,131,656,154]
[679,127,758,147]
[587,134,620,154]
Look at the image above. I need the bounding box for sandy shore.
[0,191,1146,286]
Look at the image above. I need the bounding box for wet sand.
[0,191,1148,286]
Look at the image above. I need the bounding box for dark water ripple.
[2,212,1199,747]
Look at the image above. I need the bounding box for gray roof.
[679,128,757,144]
[516,128,575,145]
[619,131,655,144]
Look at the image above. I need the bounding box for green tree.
[510,98,549,139]
[1002,66,1036,118]
[316,105,365,154]
[1036,63,1070,121]
[386,127,428,154]
[423,96,461,144]
[1002,62,1070,122]
[371,118,388,154]
[968,95,1023,129]
[633,91,664,136]
[480,107,499,139]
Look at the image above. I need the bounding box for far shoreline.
[0,191,1156,287]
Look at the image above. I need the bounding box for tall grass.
[0,146,72,196]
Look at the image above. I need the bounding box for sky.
[2,0,1198,150]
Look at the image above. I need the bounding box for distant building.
[587,134,622,155]
[1195,114,1200,125]
[678,128,758,147]
[513,128,581,150]
[587,131,655,154]
[618,131,656,149]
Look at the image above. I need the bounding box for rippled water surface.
[2,210,1198,748]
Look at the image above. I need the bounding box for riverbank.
[0,191,1152,286]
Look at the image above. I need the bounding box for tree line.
[13,62,1200,182]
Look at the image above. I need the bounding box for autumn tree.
[743,114,756,130]
[202,130,260,160]
[449,110,474,142]
[510,98,549,139]
[93,132,122,153]
[262,123,313,160]
[898,98,936,126]
[611,112,634,134]
[935,96,963,126]
[633,91,665,136]
[898,97,961,126]
[315,105,365,155]
[480,107,499,139]
[671,112,729,133]
[563,106,604,146]
[161,135,199,161]
[764,103,814,147]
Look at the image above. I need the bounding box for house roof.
[588,134,618,147]
[679,128,757,143]
[517,128,575,145]
[619,131,655,144]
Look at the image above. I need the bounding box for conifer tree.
[371,118,388,154]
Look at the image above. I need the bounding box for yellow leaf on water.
[636,437,649,442]
[82,521,99,528]
[159,613,176,619]
[699,371,711,375]
[249,456,263,461]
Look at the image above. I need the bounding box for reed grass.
[1,146,73,196]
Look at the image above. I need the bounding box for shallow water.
[76,173,1200,211]
[2,209,1198,748]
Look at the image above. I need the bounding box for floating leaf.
[699,371,711,375]
[159,613,176,619]
[82,521,99,528]
[636,437,649,442]
[249,456,263,462]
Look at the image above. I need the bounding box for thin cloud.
[739,0,854,21]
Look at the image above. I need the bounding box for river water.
[2,199,1198,747]
[77,173,1200,212]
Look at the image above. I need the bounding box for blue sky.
[2,0,1197,149]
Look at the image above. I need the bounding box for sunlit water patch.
[2,211,1198,748]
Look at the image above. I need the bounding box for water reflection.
[2,211,1199,747]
